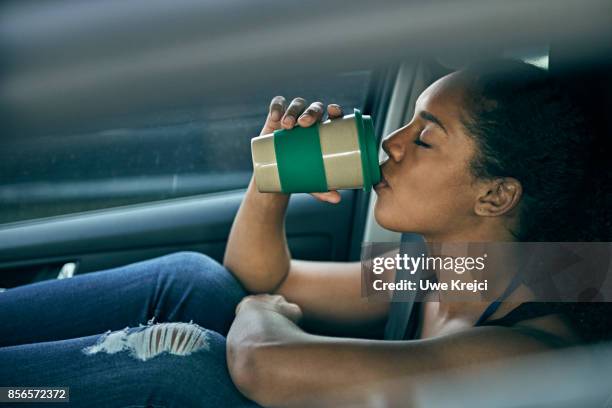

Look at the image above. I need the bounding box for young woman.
[0,59,608,407]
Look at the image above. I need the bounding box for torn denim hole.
[82,320,210,361]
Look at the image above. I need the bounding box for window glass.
[503,46,550,70]
[0,71,371,225]
[523,54,549,70]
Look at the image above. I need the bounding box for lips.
[374,165,390,190]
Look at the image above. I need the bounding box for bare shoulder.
[512,313,583,346]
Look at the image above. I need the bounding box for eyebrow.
[419,111,448,134]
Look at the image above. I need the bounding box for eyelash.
[413,132,432,148]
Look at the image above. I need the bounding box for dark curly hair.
[458,59,612,342]
[459,59,610,242]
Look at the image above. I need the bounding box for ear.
[474,177,522,217]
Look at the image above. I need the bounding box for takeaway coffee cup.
[251,108,381,193]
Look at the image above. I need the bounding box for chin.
[374,206,406,233]
[374,202,427,235]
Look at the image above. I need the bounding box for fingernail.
[283,116,295,127]
[271,110,281,121]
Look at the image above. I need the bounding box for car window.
[0,70,371,225]
[504,46,549,70]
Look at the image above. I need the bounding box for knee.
[161,251,220,274]
[159,251,226,284]
[161,251,247,298]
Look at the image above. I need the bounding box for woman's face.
[374,72,483,240]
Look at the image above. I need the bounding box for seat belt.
[384,233,426,340]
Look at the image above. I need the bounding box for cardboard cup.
[251,108,380,193]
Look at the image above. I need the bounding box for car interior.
[1,0,611,406]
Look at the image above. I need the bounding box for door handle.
[56,262,77,279]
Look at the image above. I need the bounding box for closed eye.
[414,138,431,148]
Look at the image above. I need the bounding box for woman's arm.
[223,97,391,336]
[223,96,338,293]
[274,259,392,336]
[224,180,391,336]
[223,173,291,294]
[227,295,560,407]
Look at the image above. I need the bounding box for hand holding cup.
[254,96,380,203]
[258,96,345,204]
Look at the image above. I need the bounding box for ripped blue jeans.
[0,252,259,407]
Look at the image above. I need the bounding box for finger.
[311,191,342,204]
[252,294,273,301]
[272,294,285,302]
[281,97,307,129]
[235,296,252,315]
[269,96,287,122]
[327,104,343,119]
[260,96,287,135]
[297,101,324,127]
[280,303,303,323]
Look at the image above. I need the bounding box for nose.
[381,127,408,162]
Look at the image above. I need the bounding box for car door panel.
[0,189,354,286]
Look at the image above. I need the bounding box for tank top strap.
[483,302,565,327]
[475,272,523,326]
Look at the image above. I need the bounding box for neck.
[423,222,516,243]
[421,224,520,320]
